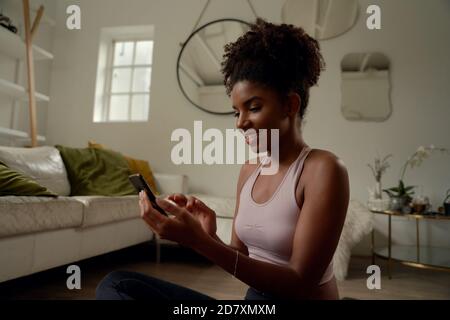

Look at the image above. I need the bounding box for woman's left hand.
[138,191,209,249]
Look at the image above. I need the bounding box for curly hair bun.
[221,18,325,119]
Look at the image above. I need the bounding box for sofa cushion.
[189,193,236,219]
[72,195,140,228]
[0,161,57,197]
[88,140,160,195]
[0,146,71,196]
[55,145,136,196]
[0,196,83,238]
[155,173,188,195]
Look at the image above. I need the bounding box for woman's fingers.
[139,191,152,218]
[193,198,215,215]
[139,191,166,231]
[167,193,188,207]
[156,198,187,220]
[182,196,214,217]
[166,194,210,214]
[186,196,196,212]
[141,210,160,232]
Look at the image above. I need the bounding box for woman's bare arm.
[288,152,349,292]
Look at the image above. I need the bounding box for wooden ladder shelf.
[22,0,44,147]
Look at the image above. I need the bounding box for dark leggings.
[95,270,275,300]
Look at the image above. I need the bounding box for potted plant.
[384,145,449,212]
[444,189,450,216]
[383,180,415,211]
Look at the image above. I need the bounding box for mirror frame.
[281,0,360,41]
[176,18,252,115]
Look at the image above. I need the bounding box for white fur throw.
[333,200,373,281]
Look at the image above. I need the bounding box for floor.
[0,242,449,300]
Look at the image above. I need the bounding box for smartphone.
[129,173,168,217]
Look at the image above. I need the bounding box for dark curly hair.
[221,18,325,119]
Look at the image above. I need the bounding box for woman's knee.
[95,270,139,299]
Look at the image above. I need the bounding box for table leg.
[416,219,420,263]
[155,234,161,264]
[371,229,375,265]
[388,214,392,279]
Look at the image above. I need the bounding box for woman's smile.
[244,131,258,146]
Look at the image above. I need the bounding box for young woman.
[96,19,349,300]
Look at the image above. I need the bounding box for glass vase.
[374,181,382,200]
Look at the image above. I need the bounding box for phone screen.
[129,174,168,216]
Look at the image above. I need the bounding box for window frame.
[103,39,153,122]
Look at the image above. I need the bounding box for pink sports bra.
[235,145,334,286]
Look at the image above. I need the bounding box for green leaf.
[383,190,395,197]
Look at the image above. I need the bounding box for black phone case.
[129,174,168,216]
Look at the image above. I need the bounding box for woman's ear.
[284,92,301,117]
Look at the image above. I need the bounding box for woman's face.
[231,80,297,153]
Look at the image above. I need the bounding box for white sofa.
[0,173,184,283]
[0,146,372,284]
[0,145,237,283]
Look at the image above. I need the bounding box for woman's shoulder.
[304,148,348,177]
[307,148,339,162]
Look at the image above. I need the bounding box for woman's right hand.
[166,194,217,237]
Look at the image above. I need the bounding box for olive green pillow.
[55,145,136,196]
[0,161,58,197]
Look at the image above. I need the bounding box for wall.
[45,0,450,254]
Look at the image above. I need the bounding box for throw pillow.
[55,145,136,196]
[0,161,58,197]
[0,146,71,195]
[87,140,159,195]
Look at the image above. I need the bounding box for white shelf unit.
[0,26,54,61]
[0,78,49,102]
[31,5,56,27]
[0,127,46,142]
[0,14,54,144]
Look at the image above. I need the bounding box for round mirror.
[281,0,359,40]
[177,19,251,115]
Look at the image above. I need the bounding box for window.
[94,26,154,123]
[104,40,153,122]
